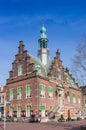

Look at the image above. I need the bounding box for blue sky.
[0,0,86,85]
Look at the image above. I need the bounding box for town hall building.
[6,25,82,121]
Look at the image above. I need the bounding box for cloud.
[0,14,86,31]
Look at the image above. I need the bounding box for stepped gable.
[64,67,79,89]
[7,41,47,84]
[47,49,64,80]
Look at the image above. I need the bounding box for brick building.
[80,86,86,119]
[6,25,82,120]
[0,86,7,116]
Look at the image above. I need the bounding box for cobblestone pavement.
[0,120,86,130]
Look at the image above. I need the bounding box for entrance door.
[68,109,71,119]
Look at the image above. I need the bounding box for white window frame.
[72,94,76,103]
[17,87,22,100]
[26,106,31,117]
[10,107,14,117]
[26,85,31,98]
[58,69,61,80]
[40,85,45,98]
[78,96,80,104]
[67,96,70,102]
[18,65,23,76]
[9,89,14,101]
[48,87,53,99]
[17,106,22,117]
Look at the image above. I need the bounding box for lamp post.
[4,93,10,130]
[4,94,6,130]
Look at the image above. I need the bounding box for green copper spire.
[38,25,48,48]
[38,25,50,65]
[40,25,47,39]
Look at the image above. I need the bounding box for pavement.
[0,120,86,130]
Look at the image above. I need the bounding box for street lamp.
[4,93,11,130]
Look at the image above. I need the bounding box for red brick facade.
[6,41,82,120]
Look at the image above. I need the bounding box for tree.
[72,38,86,86]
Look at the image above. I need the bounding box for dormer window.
[35,64,41,73]
[18,65,23,76]
[58,69,61,80]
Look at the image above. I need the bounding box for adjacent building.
[0,86,7,117]
[81,86,86,118]
[6,25,82,120]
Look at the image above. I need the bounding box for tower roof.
[40,25,47,39]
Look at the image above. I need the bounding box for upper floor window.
[48,87,53,98]
[72,94,76,103]
[26,85,31,98]
[10,89,14,101]
[17,87,22,100]
[58,69,61,80]
[18,65,23,76]
[78,96,80,104]
[40,85,45,98]
[67,91,70,102]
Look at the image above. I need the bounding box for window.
[72,94,76,103]
[17,87,22,100]
[85,100,86,106]
[10,107,14,117]
[1,95,4,104]
[78,96,80,104]
[67,91,70,102]
[18,65,23,76]
[48,87,53,98]
[10,89,14,101]
[26,85,31,98]
[50,106,53,111]
[26,106,31,117]
[35,64,41,74]
[40,85,45,98]
[58,69,61,80]
[17,106,22,117]
[40,105,45,117]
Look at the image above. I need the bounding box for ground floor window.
[17,106,22,117]
[26,106,31,117]
[50,106,53,111]
[40,105,45,117]
[10,107,14,117]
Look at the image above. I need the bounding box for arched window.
[58,69,61,80]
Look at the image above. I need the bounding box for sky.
[0,0,86,85]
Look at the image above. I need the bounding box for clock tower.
[38,25,50,65]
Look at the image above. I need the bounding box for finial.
[40,24,46,33]
[56,49,60,58]
[19,40,24,46]
[40,25,47,38]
